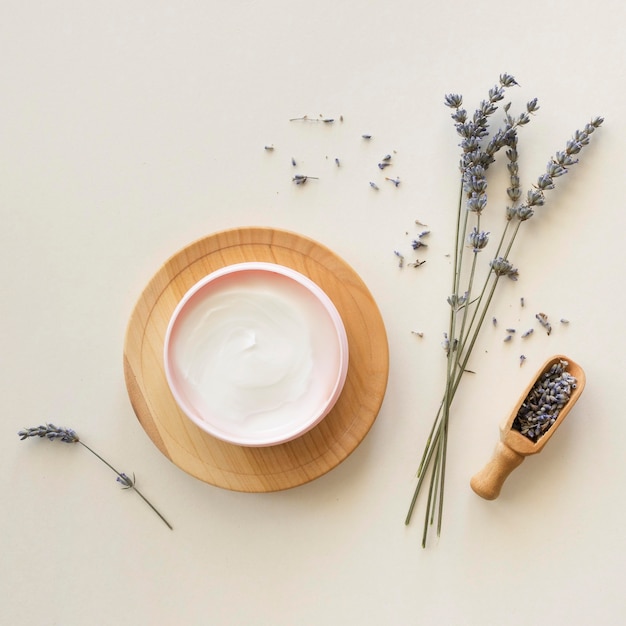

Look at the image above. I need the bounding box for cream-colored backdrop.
[1,2,623,625]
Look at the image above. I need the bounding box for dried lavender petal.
[512,359,576,442]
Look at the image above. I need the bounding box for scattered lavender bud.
[506,328,516,333]
[369,182,379,190]
[521,328,534,338]
[408,259,426,268]
[335,157,340,167]
[512,359,577,441]
[415,219,428,227]
[520,297,525,307]
[381,154,392,162]
[394,250,405,268]
[386,177,401,187]
[504,335,513,342]
[492,317,497,326]
[412,239,428,250]
[535,312,552,335]
[560,318,570,324]
[362,134,372,139]
[519,355,526,366]
[292,174,318,185]
[264,145,274,151]
[291,157,297,166]
[378,161,391,169]
[412,331,424,338]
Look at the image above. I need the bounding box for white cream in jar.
[164,263,349,446]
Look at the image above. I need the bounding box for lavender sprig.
[18,424,173,530]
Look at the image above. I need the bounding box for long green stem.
[416,400,443,477]
[79,441,173,530]
[422,436,442,547]
[454,218,511,360]
[406,216,523,538]
[406,422,441,522]
[451,181,465,294]
[451,213,481,383]
[436,404,449,537]
[435,180,468,534]
[79,441,122,474]
[130,486,174,531]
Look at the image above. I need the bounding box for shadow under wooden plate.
[123,227,389,492]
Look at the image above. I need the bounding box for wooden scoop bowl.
[470,355,585,500]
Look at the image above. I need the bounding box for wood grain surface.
[123,227,389,492]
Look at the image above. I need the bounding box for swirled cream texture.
[167,268,346,443]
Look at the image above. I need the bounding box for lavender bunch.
[405,74,602,547]
[18,424,172,530]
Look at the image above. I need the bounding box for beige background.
[1,1,624,625]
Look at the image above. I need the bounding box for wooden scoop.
[470,355,585,500]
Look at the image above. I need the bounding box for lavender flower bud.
[467,227,489,252]
[546,162,567,178]
[499,73,518,87]
[444,93,463,108]
[117,473,134,489]
[507,186,522,202]
[506,148,519,164]
[554,151,579,167]
[526,188,545,207]
[488,85,505,103]
[478,100,498,117]
[490,257,519,280]
[447,292,468,309]
[566,139,583,155]
[573,129,590,146]
[465,175,488,194]
[505,205,517,221]
[516,205,534,221]
[526,98,540,114]
[451,109,467,123]
[466,193,487,213]
[535,174,555,191]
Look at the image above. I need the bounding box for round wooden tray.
[123,227,389,492]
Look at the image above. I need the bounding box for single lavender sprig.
[511,116,604,223]
[18,424,173,530]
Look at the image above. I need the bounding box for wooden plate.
[123,227,389,492]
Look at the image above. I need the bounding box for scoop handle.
[470,441,525,500]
